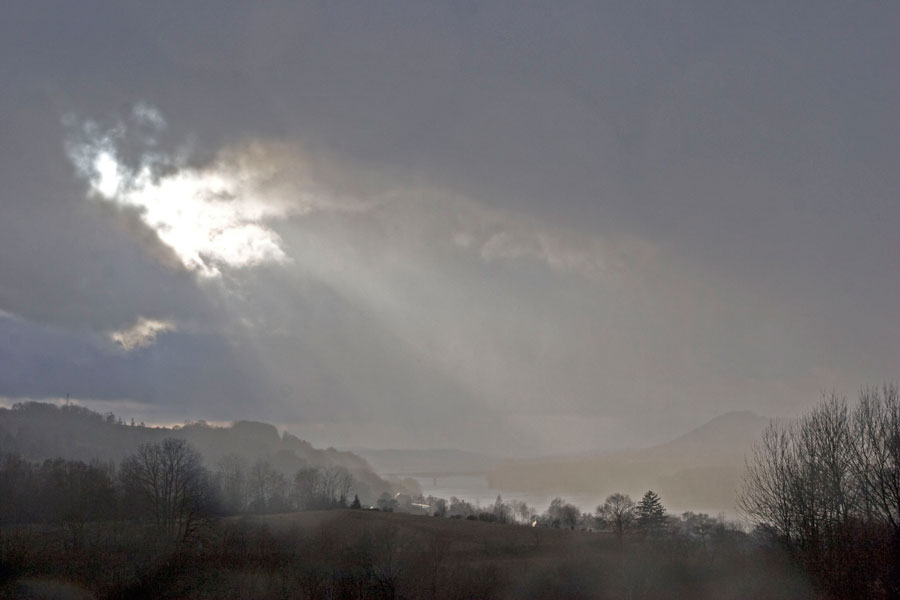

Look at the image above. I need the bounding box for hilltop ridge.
[0,401,394,502]
[488,411,773,511]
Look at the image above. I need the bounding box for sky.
[0,2,897,456]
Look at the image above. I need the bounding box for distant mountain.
[488,411,773,512]
[640,410,771,462]
[346,447,505,475]
[0,401,395,502]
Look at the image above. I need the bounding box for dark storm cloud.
[0,313,280,421]
[0,94,220,332]
[0,1,897,453]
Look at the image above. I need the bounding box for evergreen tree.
[636,490,667,532]
[350,494,362,509]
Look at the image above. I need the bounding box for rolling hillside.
[0,401,395,502]
[488,411,772,511]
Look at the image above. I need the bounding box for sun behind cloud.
[67,108,294,277]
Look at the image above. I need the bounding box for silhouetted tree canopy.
[597,493,635,542]
[740,385,900,598]
[120,438,217,544]
[636,490,667,533]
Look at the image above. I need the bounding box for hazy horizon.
[1,2,897,457]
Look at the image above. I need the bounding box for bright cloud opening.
[109,317,175,351]
[67,108,296,277]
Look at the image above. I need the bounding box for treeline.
[373,485,741,554]
[740,384,900,599]
[0,492,808,600]
[0,439,742,554]
[0,435,812,598]
[0,438,361,542]
[0,401,391,503]
[0,454,117,526]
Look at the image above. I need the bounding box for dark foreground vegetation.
[740,385,900,598]
[0,432,811,599]
[1,508,813,600]
[0,384,897,598]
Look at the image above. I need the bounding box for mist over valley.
[1,1,898,597]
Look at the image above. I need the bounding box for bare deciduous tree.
[597,493,635,543]
[248,458,289,512]
[547,497,580,530]
[292,465,355,510]
[120,438,215,544]
[740,387,900,597]
[850,385,900,532]
[215,453,248,514]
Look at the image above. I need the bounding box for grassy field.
[0,509,814,599]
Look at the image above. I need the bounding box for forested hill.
[0,401,393,499]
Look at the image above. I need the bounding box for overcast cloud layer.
[0,2,897,455]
